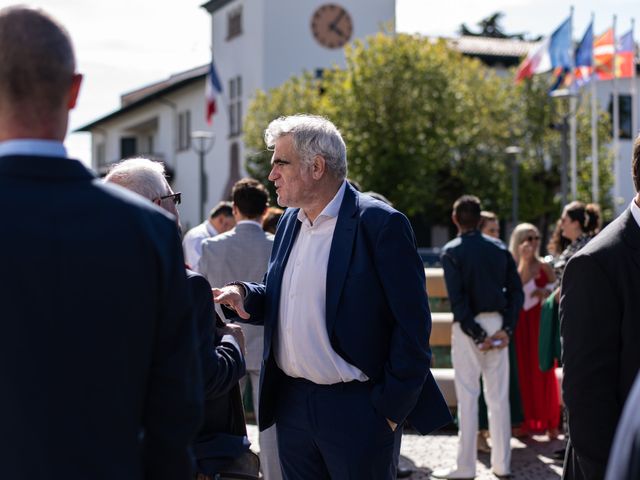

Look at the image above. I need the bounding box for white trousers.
[451,313,511,476]
[240,370,283,480]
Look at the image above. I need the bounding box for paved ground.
[247,425,564,479]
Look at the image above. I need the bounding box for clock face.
[311,4,353,49]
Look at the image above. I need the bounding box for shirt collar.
[205,221,218,237]
[631,198,640,229]
[297,181,347,226]
[0,139,67,159]
[236,220,263,228]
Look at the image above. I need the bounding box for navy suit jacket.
[187,270,248,473]
[561,208,640,479]
[0,155,203,479]
[238,183,451,434]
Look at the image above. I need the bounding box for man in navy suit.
[214,115,451,479]
[0,7,202,479]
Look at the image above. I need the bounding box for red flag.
[616,30,635,78]
[594,28,615,80]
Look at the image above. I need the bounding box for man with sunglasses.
[105,158,251,479]
[0,7,202,479]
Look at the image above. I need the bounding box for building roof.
[75,64,208,132]
[200,0,235,14]
[449,35,535,59]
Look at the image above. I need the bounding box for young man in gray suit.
[561,135,640,480]
[199,178,282,480]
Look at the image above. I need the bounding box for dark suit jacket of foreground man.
[560,208,640,480]
[0,155,203,479]
[236,183,451,434]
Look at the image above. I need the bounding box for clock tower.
[200,0,395,199]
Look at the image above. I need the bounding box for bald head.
[0,6,80,138]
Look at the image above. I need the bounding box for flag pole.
[591,12,599,203]
[569,6,578,200]
[631,18,638,139]
[613,15,621,206]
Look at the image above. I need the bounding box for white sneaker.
[431,467,476,479]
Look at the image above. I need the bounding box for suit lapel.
[325,185,359,336]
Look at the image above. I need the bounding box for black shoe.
[397,465,412,478]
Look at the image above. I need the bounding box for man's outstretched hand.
[212,285,250,320]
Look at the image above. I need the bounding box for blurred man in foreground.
[0,6,201,478]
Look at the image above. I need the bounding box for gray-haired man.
[213,114,450,479]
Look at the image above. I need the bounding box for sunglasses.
[522,235,540,243]
[158,192,182,205]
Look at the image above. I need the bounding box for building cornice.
[200,0,235,14]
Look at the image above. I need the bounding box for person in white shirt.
[182,201,235,269]
[213,114,450,479]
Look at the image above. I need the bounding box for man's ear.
[67,73,83,110]
[311,155,326,180]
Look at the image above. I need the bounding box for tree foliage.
[244,33,614,242]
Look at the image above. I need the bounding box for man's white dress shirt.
[275,181,368,385]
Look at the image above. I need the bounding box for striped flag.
[205,60,223,124]
[515,17,572,83]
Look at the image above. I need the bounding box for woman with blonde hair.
[509,223,561,438]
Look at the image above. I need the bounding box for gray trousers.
[240,370,283,480]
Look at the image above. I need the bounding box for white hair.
[104,157,169,201]
[264,114,347,179]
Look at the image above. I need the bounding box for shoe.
[477,432,491,454]
[492,472,513,479]
[397,465,413,478]
[431,467,475,479]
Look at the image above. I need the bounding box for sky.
[4,0,635,162]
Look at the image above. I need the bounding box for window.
[608,94,633,139]
[120,137,137,159]
[178,110,191,151]
[227,7,242,40]
[96,143,105,166]
[228,76,242,137]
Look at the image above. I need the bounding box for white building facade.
[79,0,395,231]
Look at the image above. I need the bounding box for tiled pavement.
[247,425,564,479]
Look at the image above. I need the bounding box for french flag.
[205,60,223,124]
[516,17,572,83]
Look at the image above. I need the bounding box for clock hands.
[328,10,348,40]
[330,23,347,39]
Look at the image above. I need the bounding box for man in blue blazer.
[214,115,451,479]
[0,7,202,479]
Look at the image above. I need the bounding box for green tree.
[243,32,614,242]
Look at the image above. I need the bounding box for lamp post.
[550,88,580,207]
[190,131,215,222]
[505,146,522,226]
